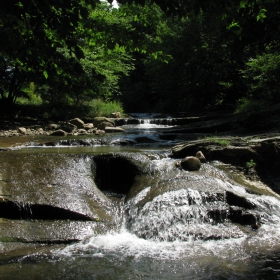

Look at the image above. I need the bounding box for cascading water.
[51,159,280,280]
[1,115,280,279]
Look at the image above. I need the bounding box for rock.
[93,117,115,128]
[47,124,59,130]
[179,156,201,171]
[83,123,94,130]
[50,129,68,136]
[110,112,121,118]
[0,147,12,151]
[68,118,84,128]
[97,121,114,130]
[18,127,27,135]
[251,222,261,230]
[104,127,125,133]
[196,151,206,163]
[44,141,58,146]
[77,129,88,135]
[0,153,115,222]
[60,122,77,133]
[95,130,105,135]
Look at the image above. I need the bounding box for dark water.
[0,119,280,280]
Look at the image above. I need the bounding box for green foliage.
[205,136,230,146]
[86,99,124,117]
[234,98,269,114]
[1,0,280,117]
[241,47,280,103]
[246,159,256,169]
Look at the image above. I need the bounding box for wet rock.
[0,200,95,221]
[171,138,258,166]
[0,219,115,244]
[92,153,151,195]
[44,141,57,146]
[226,191,256,209]
[196,151,206,163]
[0,153,116,223]
[50,129,68,136]
[228,207,259,226]
[179,156,201,171]
[105,127,125,133]
[68,118,84,128]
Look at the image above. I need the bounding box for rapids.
[0,116,280,279]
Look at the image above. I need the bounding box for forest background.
[1,0,280,121]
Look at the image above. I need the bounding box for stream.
[0,114,280,279]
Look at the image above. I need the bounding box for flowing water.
[0,115,280,279]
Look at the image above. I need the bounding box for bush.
[86,99,124,117]
[234,97,269,114]
[241,47,280,103]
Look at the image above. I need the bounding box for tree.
[0,0,94,104]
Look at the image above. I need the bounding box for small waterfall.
[121,161,280,243]
[20,202,33,219]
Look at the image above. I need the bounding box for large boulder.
[60,122,77,133]
[93,117,115,128]
[178,156,201,171]
[84,123,94,130]
[97,121,114,130]
[18,127,27,135]
[68,118,84,128]
[0,153,115,223]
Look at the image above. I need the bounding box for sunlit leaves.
[43,70,48,79]
[257,9,267,21]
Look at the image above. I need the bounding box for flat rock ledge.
[171,135,280,194]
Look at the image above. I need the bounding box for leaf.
[239,0,247,9]
[43,70,48,79]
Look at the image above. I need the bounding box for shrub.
[87,99,124,117]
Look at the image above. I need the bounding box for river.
[0,115,280,279]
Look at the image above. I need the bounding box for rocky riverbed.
[0,116,127,137]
